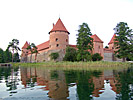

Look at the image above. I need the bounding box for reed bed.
[12,61,132,71]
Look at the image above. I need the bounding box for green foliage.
[105,46,109,48]
[27,43,38,62]
[4,49,12,63]
[8,39,21,62]
[63,47,77,62]
[13,53,20,62]
[115,67,133,100]
[0,48,4,63]
[92,53,103,61]
[76,23,93,61]
[114,22,133,61]
[50,52,59,60]
[27,43,38,54]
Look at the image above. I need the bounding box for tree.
[4,48,12,63]
[63,47,77,62]
[50,52,59,61]
[114,22,133,62]
[0,48,4,63]
[27,43,38,63]
[76,23,93,61]
[105,46,109,48]
[92,53,103,61]
[13,53,20,62]
[7,39,21,62]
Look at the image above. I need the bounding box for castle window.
[98,46,100,49]
[66,39,68,42]
[56,38,58,41]
[56,44,59,47]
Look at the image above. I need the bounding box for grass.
[12,61,132,71]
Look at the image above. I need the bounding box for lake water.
[0,66,132,100]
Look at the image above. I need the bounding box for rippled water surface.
[0,66,132,100]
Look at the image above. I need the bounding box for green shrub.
[92,53,103,61]
[63,47,77,62]
[50,52,59,60]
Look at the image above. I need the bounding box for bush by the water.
[63,47,77,62]
[92,53,103,61]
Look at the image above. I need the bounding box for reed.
[12,61,132,70]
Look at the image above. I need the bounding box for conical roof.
[91,34,103,43]
[108,34,116,45]
[49,18,70,34]
[22,41,29,49]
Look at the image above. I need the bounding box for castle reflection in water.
[20,67,124,99]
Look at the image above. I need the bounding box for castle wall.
[104,52,113,61]
[26,49,65,62]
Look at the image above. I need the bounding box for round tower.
[49,18,70,50]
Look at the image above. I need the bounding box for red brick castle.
[21,18,119,62]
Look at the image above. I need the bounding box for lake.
[0,66,132,100]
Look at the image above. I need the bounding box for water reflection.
[0,66,132,100]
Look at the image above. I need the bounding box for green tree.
[76,23,93,61]
[26,43,38,63]
[114,22,133,62]
[4,48,12,63]
[13,53,20,62]
[92,53,103,61]
[7,39,21,62]
[63,47,77,62]
[50,52,59,61]
[105,46,109,48]
[0,48,4,63]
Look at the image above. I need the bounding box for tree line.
[0,48,20,63]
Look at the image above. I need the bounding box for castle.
[21,18,120,62]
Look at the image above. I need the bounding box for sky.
[0,0,133,51]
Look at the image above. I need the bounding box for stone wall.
[104,52,113,61]
[25,49,65,62]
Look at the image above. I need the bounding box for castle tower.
[108,34,116,50]
[49,18,70,50]
[21,41,29,62]
[91,34,104,59]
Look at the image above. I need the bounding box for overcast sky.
[0,0,133,51]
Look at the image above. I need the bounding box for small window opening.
[66,39,68,42]
[98,46,100,49]
[56,38,58,41]
[56,44,59,47]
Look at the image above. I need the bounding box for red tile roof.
[22,41,29,49]
[69,44,77,48]
[49,18,70,34]
[91,34,103,43]
[37,40,49,51]
[108,34,116,45]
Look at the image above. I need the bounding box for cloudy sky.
[0,0,133,51]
